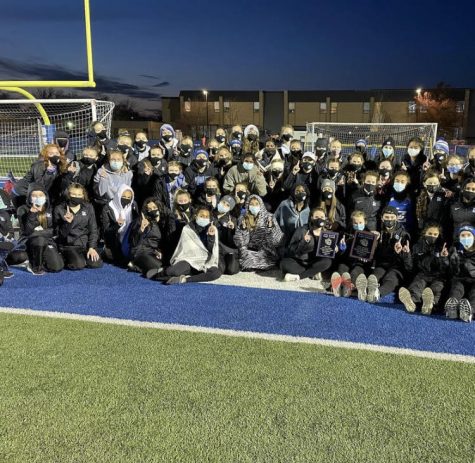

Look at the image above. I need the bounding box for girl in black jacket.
[17,184,64,275]
[53,183,102,270]
[214,195,239,275]
[398,224,449,314]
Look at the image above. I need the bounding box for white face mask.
[408,147,421,157]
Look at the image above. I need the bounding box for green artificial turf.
[0,313,474,463]
[0,156,36,178]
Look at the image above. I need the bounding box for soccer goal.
[0,99,114,178]
[305,122,438,161]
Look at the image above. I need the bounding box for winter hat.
[220,195,236,210]
[193,148,209,159]
[457,224,475,238]
[382,205,398,216]
[382,137,396,149]
[269,159,284,172]
[302,152,317,162]
[229,139,242,148]
[244,124,259,139]
[355,139,367,148]
[315,138,328,154]
[434,139,449,155]
[321,179,336,192]
[160,123,176,138]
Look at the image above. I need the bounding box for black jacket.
[374,224,411,271]
[402,238,449,277]
[184,162,218,198]
[350,189,382,231]
[15,160,62,201]
[449,247,475,280]
[449,200,475,240]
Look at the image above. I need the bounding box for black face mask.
[271,170,282,177]
[146,209,159,219]
[349,164,362,172]
[56,139,68,148]
[162,135,173,142]
[291,150,302,158]
[470,159,475,168]
[168,172,179,180]
[294,192,306,202]
[68,197,84,207]
[209,147,218,155]
[121,198,132,208]
[49,155,60,165]
[117,144,129,154]
[383,219,396,229]
[180,144,192,156]
[195,159,207,168]
[247,133,257,142]
[310,218,325,229]
[81,157,96,166]
[150,157,161,166]
[301,162,313,171]
[425,236,438,245]
[217,158,227,166]
[463,191,475,202]
[364,183,376,194]
[425,185,438,194]
[232,148,242,156]
[97,130,107,139]
[216,135,226,143]
[379,169,391,177]
[316,148,326,158]
[265,149,276,156]
[327,168,338,177]
[232,131,242,140]
[236,191,247,200]
[282,134,292,142]
[206,188,217,196]
[135,140,146,148]
[177,203,190,212]
[322,191,333,201]
[436,155,446,164]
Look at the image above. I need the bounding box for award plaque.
[349,231,377,261]
[316,231,339,259]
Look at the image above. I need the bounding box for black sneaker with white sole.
[459,299,473,323]
[444,297,459,319]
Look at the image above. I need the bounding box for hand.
[439,168,446,180]
[67,164,77,173]
[267,217,274,228]
[292,161,300,175]
[99,167,108,178]
[394,239,403,254]
[422,160,431,171]
[240,221,247,230]
[441,242,449,257]
[337,177,345,186]
[30,204,42,213]
[87,248,100,262]
[402,242,410,254]
[444,189,454,198]
[340,236,346,246]
[401,162,408,171]
[226,220,235,230]
[64,206,74,223]
[304,230,311,243]
[117,217,125,226]
[207,224,217,236]
[140,215,150,232]
[371,231,381,240]
[268,178,276,189]
[155,250,162,260]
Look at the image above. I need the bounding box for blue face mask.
[217,203,230,214]
[33,196,46,207]
[110,160,123,171]
[196,217,210,228]
[447,165,461,174]
[460,236,474,249]
[393,182,406,193]
[353,223,365,231]
[242,162,254,171]
[382,147,394,158]
[249,205,260,216]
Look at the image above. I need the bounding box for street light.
[202,89,208,140]
[416,88,422,96]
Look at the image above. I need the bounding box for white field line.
[0,306,474,364]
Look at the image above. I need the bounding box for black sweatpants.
[27,236,64,272]
[280,257,332,279]
[165,260,222,283]
[407,273,445,304]
[133,252,163,275]
[372,266,402,297]
[448,279,475,306]
[60,246,103,270]
[337,262,371,283]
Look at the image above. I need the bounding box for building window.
[224,101,230,113]
[331,102,338,114]
[456,101,465,113]
[288,102,295,114]
[320,102,327,114]
[184,100,191,112]
[253,101,260,113]
[408,101,416,114]
[214,101,220,113]
[363,102,370,114]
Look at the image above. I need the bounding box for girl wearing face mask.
[378,138,397,166]
[13,144,68,209]
[284,152,318,194]
[167,135,194,168]
[400,137,426,194]
[416,171,449,234]
[274,184,310,245]
[196,177,221,210]
[463,147,475,178]
[131,131,149,163]
[158,124,179,160]
[242,124,260,155]
[87,121,110,159]
[129,198,175,278]
[444,225,475,322]
[279,125,294,157]
[257,139,280,171]
[281,207,344,288]
[184,149,217,199]
[53,183,102,270]
[234,195,284,271]
[317,179,346,231]
[386,171,414,233]
[441,154,464,196]
[158,206,221,285]
[449,179,475,240]
[229,125,243,143]
[93,150,133,207]
[229,139,244,165]
[264,159,287,211]
[214,195,239,275]
[214,148,234,185]
[376,160,394,200]
[349,171,382,232]
[17,184,64,275]
[151,161,187,211]
[398,224,448,315]
[207,139,220,162]
[101,185,137,267]
[115,135,138,170]
[232,184,250,219]
[318,157,345,201]
[223,154,268,197]
[215,128,227,147]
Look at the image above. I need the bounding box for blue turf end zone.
[1,264,474,357]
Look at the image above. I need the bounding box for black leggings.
[407,273,444,304]
[6,250,29,265]
[165,260,222,283]
[27,236,64,272]
[60,246,103,270]
[449,279,475,306]
[280,257,332,279]
[133,252,163,275]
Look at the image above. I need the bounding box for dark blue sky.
[1,0,474,114]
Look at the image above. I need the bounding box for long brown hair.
[40,143,68,174]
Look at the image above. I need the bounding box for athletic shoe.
[444,297,459,319]
[366,275,380,303]
[166,275,187,285]
[145,267,163,280]
[330,272,342,297]
[340,272,353,298]
[26,264,45,276]
[399,287,416,313]
[459,299,473,323]
[421,288,434,315]
[355,274,368,301]
[284,273,300,282]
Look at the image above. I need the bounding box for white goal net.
[0,99,115,178]
[305,122,438,163]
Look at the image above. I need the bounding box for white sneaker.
[355,274,368,301]
[284,273,300,282]
[366,275,380,303]
[459,299,473,323]
[399,287,416,313]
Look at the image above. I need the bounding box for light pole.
[202,90,208,141]
[415,88,422,122]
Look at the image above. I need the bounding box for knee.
[87,257,103,269]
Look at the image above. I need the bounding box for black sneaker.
[459,299,473,323]
[2,271,14,279]
[444,297,459,320]
[146,267,163,280]
[27,265,45,276]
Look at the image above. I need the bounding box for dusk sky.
[1,0,474,116]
